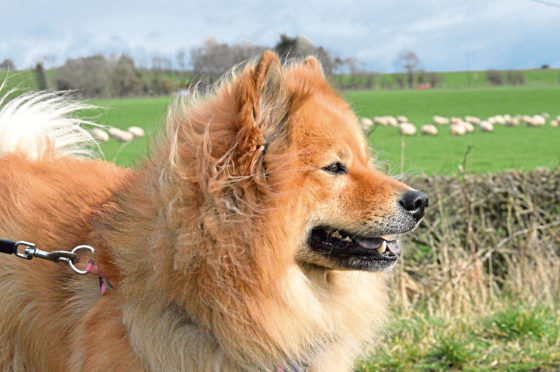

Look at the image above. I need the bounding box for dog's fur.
[0,52,417,371]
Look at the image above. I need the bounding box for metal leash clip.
[14,241,95,275]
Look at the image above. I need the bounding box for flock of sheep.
[360,113,560,136]
[90,126,145,143]
[89,112,559,144]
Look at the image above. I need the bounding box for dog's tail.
[0,83,101,160]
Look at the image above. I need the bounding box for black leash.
[0,238,94,275]
[0,239,19,255]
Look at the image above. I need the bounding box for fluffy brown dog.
[0,51,427,371]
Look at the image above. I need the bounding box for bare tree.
[190,35,340,80]
[161,57,172,71]
[396,50,420,89]
[176,50,186,71]
[334,56,365,75]
[190,37,266,79]
[0,59,15,70]
[152,55,163,71]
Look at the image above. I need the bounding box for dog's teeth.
[377,241,387,253]
[331,231,342,239]
[342,236,352,242]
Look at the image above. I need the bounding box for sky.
[2,0,560,72]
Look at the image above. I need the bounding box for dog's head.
[282,56,428,272]
[168,51,427,274]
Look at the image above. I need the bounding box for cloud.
[1,0,559,71]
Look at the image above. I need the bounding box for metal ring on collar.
[68,245,95,275]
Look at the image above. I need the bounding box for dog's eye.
[322,162,347,175]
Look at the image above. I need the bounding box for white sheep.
[451,117,463,125]
[506,117,520,127]
[128,126,145,138]
[523,115,545,127]
[433,115,449,125]
[497,115,507,125]
[479,121,494,132]
[397,115,409,124]
[374,116,398,127]
[462,121,475,133]
[550,120,559,127]
[90,128,110,142]
[522,115,534,126]
[532,115,546,126]
[386,116,398,127]
[465,116,481,125]
[398,123,417,136]
[450,124,466,136]
[373,116,386,126]
[421,124,438,136]
[109,127,134,142]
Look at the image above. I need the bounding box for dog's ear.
[234,51,289,169]
[303,56,324,76]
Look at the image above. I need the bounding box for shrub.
[381,79,393,90]
[110,56,144,97]
[505,70,525,85]
[148,76,178,96]
[486,70,504,85]
[394,74,406,89]
[56,55,147,98]
[56,55,111,97]
[427,72,444,88]
[417,71,426,85]
[365,74,377,89]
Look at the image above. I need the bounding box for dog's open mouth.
[308,227,401,271]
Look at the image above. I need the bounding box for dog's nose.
[399,190,429,221]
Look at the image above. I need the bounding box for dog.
[0,51,427,371]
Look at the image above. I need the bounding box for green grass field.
[87,86,560,175]
[435,68,560,88]
[331,68,560,89]
[0,70,42,91]
[86,97,169,167]
[346,86,560,175]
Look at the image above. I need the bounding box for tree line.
[1,35,556,98]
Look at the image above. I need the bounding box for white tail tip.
[0,86,102,160]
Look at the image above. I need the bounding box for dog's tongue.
[354,236,401,255]
[353,236,385,250]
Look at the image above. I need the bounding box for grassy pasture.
[332,68,560,89]
[86,97,170,167]
[0,70,42,91]
[435,68,560,88]
[347,86,560,175]
[88,86,560,175]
